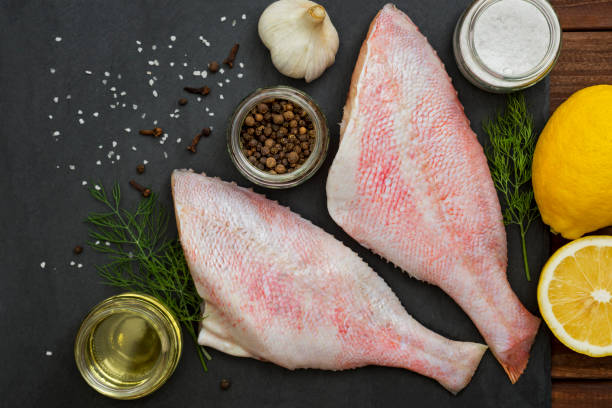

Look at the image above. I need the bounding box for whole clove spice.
[178,98,188,106]
[223,43,240,68]
[208,61,220,73]
[187,127,211,153]
[136,164,145,174]
[129,180,151,197]
[139,127,163,137]
[184,86,210,96]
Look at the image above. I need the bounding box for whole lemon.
[532,85,612,239]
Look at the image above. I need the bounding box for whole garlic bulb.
[258,0,339,83]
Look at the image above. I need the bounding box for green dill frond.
[484,93,539,281]
[86,182,211,371]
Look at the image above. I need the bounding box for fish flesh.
[326,4,540,382]
[172,170,487,393]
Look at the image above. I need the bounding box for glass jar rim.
[227,86,329,189]
[454,0,561,92]
[74,292,182,400]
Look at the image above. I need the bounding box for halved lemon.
[538,236,612,356]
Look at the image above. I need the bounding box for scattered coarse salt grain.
[69,164,76,170]
[237,73,244,78]
[84,70,92,75]
[170,35,176,42]
[220,16,227,22]
[120,91,127,96]
[93,112,99,117]
[78,118,85,125]
[117,74,122,79]
[197,97,202,102]
[225,78,230,83]
[66,94,71,99]
[201,71,208,79]
[219,68,225,74]
[178,74,183,80]
[209,112,215,116]
[131,146,137,151]
[242,14,247,20]
[102,79,107,85]
[141,113,147,119]
[52,131,60,136]
[45,351,53,356]
[116,155,120,160]
[176,138,182,143]
[169,62,175,67]
[148,78,154,86]
[70,261,76,266]
[77,263,83,268]
[168,44,173,49]
[124,128,131,133]
[143,160,149,164]
[49,68,56,74]
[219,94,224,100]
[132,104,138,110]
[152,44,157,50]
[55,36,62,42]
[205,107,209,112]
[110,86,116,92]
[95,185,101,190]
[232,19,236,27]
[137,47,143,53]
[217,82,223,87]
[98,145,103,149]
[154,60,159,66]
[48,114,53,119]
[77,109,83,115]
[53,96,59,103]
[104,71,110,77]
[193,70,201,76]
[239,62,244,68]
[148,60,155,66]
[110,104,116,109]
[112,141,117,147]
[152,90,158,97]
[40,262,46,269]
[163,151,168,159]
[96,160,101,166]
[105,241,111,246]
[82,181,87,186]
[183,62,188,67]
[136,40,141,45]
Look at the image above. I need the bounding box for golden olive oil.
[89,312,162,387]
[75,293,182,399]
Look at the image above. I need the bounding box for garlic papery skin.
[258,0,339,83]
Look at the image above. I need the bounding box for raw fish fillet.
[172,170,486,393]
[326,4,540,382]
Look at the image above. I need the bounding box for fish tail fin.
[495,315,541,384]
[438,341,488,394]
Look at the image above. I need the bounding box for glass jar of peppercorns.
[227,86,329,189]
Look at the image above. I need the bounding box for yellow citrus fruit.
[532,85,612,239]
[538,236,612,356]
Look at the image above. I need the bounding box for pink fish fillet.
[172,170,487,393]
[326,4,540,383]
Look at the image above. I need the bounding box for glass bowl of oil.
[74,292,182,399]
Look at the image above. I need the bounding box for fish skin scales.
[326,3,540,383]
[172,169,486,393]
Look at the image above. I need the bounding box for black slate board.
[0,0,551,407]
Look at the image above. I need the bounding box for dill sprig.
[86,183,211,371]
[484,93,539,281]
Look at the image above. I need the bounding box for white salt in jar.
[453,0,561,93]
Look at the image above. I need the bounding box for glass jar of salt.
[453,0,561,93]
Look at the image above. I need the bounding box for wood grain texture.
[550,0,612,31]
[552,338,612,379]
[549,31,612,111]
[552,381,612,408]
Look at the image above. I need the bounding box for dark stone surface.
[0,0,550,407]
